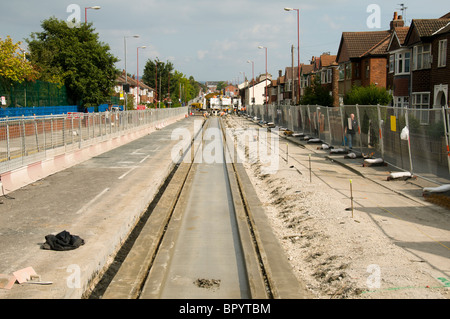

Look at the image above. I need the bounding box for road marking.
[131,148,144,155]
[139,155,150,164]
[76,188,109,215]
[118,166,138,180]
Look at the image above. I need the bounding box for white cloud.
[197,50,208,60]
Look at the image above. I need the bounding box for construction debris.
[423,184,450,209]
[387,172,415,181]
[0,267,52,290]
[363,158,387,167]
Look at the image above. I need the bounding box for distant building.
[115,70,155,108]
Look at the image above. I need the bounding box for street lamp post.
[85,6,101,23]
[137,46,147,106]
[247,60,254,105]
[124,35,140,111]
[258,45,268,107]
[284,7,300,104]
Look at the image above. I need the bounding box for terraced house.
[262,11,449,112]
[403,13,450,123]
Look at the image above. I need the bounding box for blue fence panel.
[98,104,123,112]
[0,105,124,117]
[0,105,79,117]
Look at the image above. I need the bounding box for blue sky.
[1,1,449,83]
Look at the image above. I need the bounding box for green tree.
[142,58,202,107]
[299,76,333,106]
[27,17,119,107]
[0,36,39,92]
[142,58,174,104]
[344,84,392,105]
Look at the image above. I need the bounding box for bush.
[344,84,392,106]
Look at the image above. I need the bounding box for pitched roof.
[337,30,391,62]
[412,19,450,37]
[395,27,410,44]
[387,26,411,51]
[115,70,154,91]
[284,66,299,81]
[433,21,450,36]
[300,64,315,75]
[319,54,337,68]
[404,18,450,46]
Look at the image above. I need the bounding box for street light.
[85,6,101,23]
[258,46,268,105]
[137,46,147,106]
[124,35,140,111]
[284,7,300,104]
[247,60,255,105]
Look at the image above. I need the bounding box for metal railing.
[246,104,450,184]
[0,107,188,175]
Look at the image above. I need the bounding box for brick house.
[284,66,299,104]
[115,70,155,108]
[267,70,287,105]
[224,85,239,97]
[336,29,391,104]
[300,63,317,98]
[402,14,450,123]
[387,13,410,108]
[318,53,337,106]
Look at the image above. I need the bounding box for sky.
[1,0,449,83]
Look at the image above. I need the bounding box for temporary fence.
[0,80,69,108]
[246,104,450,183]
[0,107,188,175]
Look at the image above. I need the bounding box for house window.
[412,92,431,124]
[395,51,411,74]
[438,39,447,67]
[339,64,345,81]
[354,63,360,78]
[301,76,307,88]
[365,61,370,79]
[394,96,409,108]
[286,80,292,92]
[345,63,352,80]
[321,69,333,84]
[413,44,431,70]
[389,55,395,73]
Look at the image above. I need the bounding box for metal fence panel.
[246,104,450,183]
[0,107,188,175]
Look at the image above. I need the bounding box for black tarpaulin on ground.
[41,230,85,251]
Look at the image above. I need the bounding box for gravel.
[224,115,449,299]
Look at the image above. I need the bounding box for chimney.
[390,11,405,30]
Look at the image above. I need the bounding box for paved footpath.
[0,116,200,299]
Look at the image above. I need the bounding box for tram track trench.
[96,116,308,299]
[140,117,256,299]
